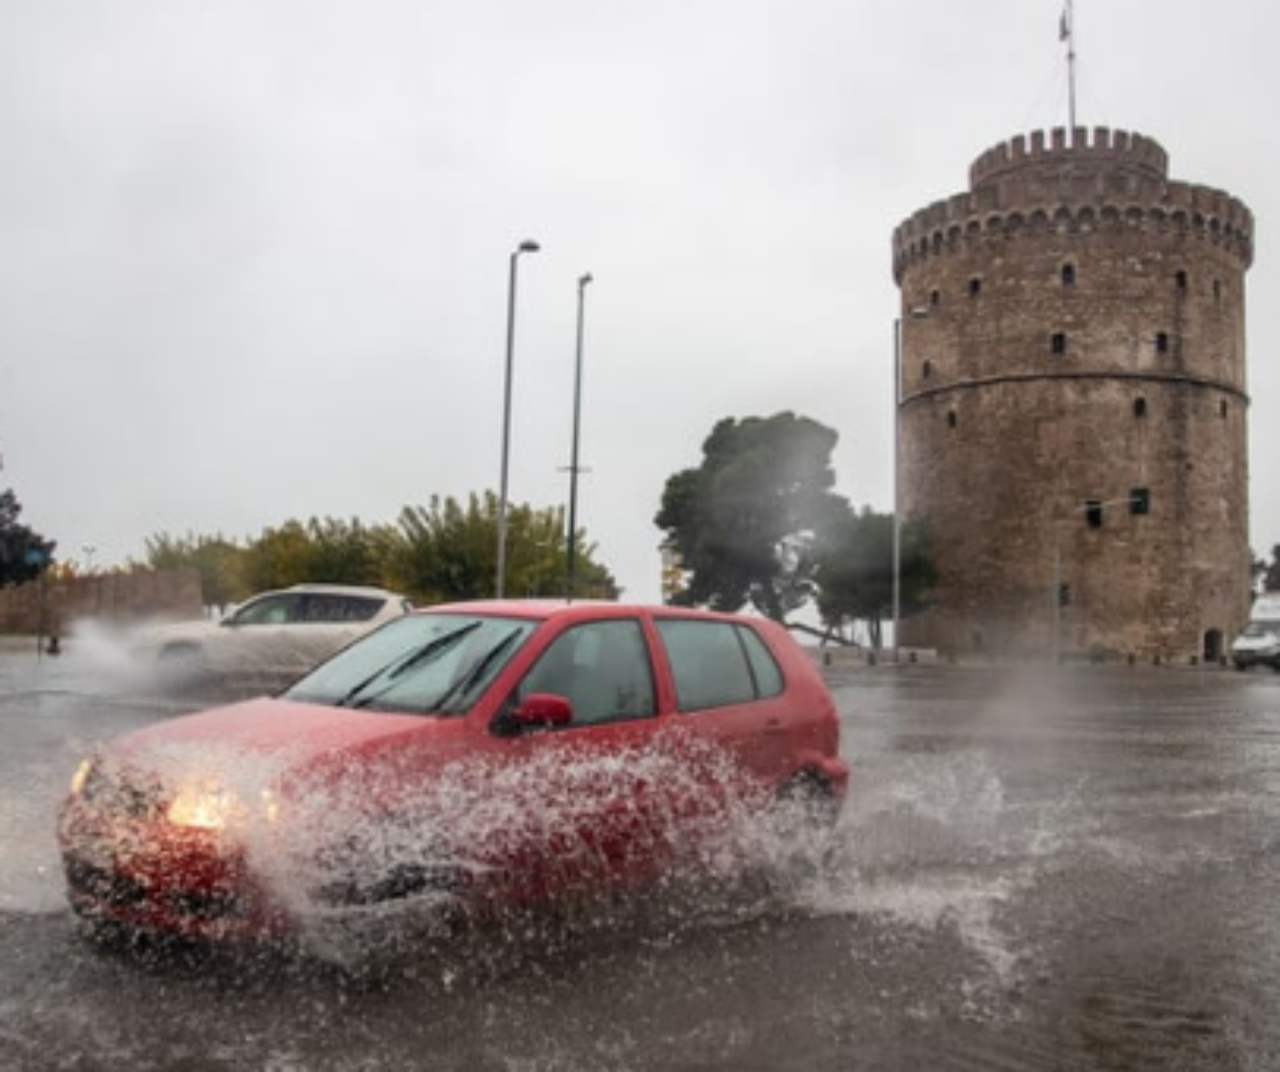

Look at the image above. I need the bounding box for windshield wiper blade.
[336,622,483,708]
[425,628,523,713]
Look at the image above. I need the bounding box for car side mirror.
[491,692,573,738]
[513,692,573,728]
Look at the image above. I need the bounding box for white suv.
[136,583,412,690]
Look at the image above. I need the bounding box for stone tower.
[891,127,1254,662]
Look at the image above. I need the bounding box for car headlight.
[69,758,95,798]
[166,781,280,830]
[167,780,244,830]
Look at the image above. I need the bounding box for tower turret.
[891,126,1254,661]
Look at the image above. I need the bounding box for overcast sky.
[2,0,1276,603]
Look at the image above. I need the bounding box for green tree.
[813,507,938,650]
[0,489,56,587]
[385,493,619,604]
[655,412,848,622]
[297,516,396,588]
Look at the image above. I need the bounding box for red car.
[59,601,848,948]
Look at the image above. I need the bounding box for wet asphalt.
[2,641,1280,1071]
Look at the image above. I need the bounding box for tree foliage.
[0,489,56,587]
[813,507,938,649]
[1258,544,1280,594]
[655,412,848,622]
[140,493,619,607]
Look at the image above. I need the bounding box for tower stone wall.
[891,127,1254,661]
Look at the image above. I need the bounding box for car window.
[230,594,301,626]
[515,619,655,727]
[284,613,535,714]
[655,618,783,712]
[301,594,384,623]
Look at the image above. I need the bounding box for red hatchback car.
[59,601,848,948]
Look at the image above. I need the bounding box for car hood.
[109,697,444,770]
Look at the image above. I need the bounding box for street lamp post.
[892,307,928,662]
[892,316,902,663]
[495,238,540,599]
[565,273,593,601]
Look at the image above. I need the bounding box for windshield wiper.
[425,628,523,713]
[336,622,483,708]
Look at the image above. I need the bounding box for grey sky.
[2,0,1276,602]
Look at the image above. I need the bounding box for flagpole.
[1062,0,1077,131]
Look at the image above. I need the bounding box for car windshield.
[1242,620,1280,638]
[283,613,535,715]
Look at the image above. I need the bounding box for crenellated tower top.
[969,126,1168,190]
[891,126,1254,283]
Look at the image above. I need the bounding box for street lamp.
[565,272,593,601]
[892,306,929,662]
[495,238,540,599]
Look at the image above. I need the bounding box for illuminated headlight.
[167,780,243,830]
[69,758,95,798]
[166,782,280,830]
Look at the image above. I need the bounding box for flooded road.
[3,642,1280,1071]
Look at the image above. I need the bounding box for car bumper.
[58,811,289,943]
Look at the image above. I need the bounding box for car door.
[651,617,794,800]
[217,592,305,672]
[474,616,669,905]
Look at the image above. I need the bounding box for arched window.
[1061,263,1076,286]
[1134,397,1147,418]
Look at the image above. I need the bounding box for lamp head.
[517,239,540,254]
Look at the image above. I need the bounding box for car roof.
[419,599,765,626]
[277,584,403,598]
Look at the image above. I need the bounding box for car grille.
[66,855,246,922]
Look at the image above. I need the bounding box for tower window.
[1155,332,1170,354]
[1051,332,1067,355]
[968,277,982,298]
[1085,500,1103,528]
[922,359,933,380]
[930,289,941,306]
[1221,400,1229,419]
[947,410,957,429]
[1061,263,1076,286]
[1134,397,1148,418]
[1175,270,1188,291]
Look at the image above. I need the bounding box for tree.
[1261,544,1280,594]
[813,507,938,650]
[0,489,56,587]
[655,413,848,622]
[384,493,619,604]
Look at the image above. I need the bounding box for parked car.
[133,583,413,688]
[1232,594,1280,672]
[60,600,848,950]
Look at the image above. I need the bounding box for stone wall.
[892,127,1254,662]
[0,568,202,636]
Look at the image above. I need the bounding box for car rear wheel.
[757,771,840,889]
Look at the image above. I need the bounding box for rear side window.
[301,595,384,622]
[655,619,785,713]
